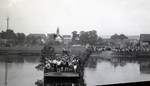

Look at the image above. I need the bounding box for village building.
[55,27,64,42]
[140,34,150,45]
[47,27,72,45]
[62,35,72,45]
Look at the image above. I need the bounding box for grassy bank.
[0,45,87,56]
[0,45,43,56]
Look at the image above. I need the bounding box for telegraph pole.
[7,17,9,30]
[5,16,9,86]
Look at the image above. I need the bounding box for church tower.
[55,27,63,42]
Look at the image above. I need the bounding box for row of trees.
[0,29,26,46]
[110,34,128,40]
[0,29,45,47]
[109,34,129,48]
[71,30,103,46]
[0,29,129,47]
[71,30,128,46]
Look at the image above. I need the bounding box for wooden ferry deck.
[44,72,80,78]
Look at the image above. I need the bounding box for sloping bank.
[77,47,92,85]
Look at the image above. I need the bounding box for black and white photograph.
[0,0,150,86]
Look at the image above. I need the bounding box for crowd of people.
[44,53,80,73]
[88,46,112,53]
[112,45,150,56]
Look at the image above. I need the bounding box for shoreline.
[0,46,43,56]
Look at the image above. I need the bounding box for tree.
[110,34,128,47]
[26,35,38,45]
[79,30,98,45]
[79,31,89,45]
[111,34,119,40]
[88,30,98,45]
[1,29,17,40]
[72,31,79,44]
[96,37,103,45]
[111,34,128,40]
[1,29,17,46]
[119,34,128,40]
[16,33,26,45]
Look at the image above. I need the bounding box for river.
[1,55,150,86]
[0,56,43,86]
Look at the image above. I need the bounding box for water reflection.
[140,61,150,74]
[35,80,44,86]
[0,55,24,63]
[85,56,98,69]
[84,56,150,85]
[1,55,150,86]
[44,78,85,86]
[0,55,42,86]
[0,55,40,63]
[110,58,135,67]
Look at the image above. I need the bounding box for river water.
[0,56,43,86]
[1,55,150,86]
[84,57,150,86]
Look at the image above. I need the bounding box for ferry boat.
[39,45,83,82]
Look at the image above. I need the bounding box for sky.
[0,0,150,36]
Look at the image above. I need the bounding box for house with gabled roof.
[140,34,150,44]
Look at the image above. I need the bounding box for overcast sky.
[0,0,150,35]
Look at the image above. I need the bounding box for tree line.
[71,30,128,46]
[0,29,45,47]
[71,30,102,46]
[0,29,129,47]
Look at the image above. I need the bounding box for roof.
[63,35,72,40]
[140,34,150,42]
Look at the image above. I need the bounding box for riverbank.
[0,46,43,56]
[0,45,86,56]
